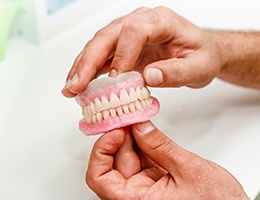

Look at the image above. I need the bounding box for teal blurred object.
[47,0,75,13]
[0,2,22,61]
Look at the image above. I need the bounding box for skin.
[86,121,249,200]
[61,6,260,199]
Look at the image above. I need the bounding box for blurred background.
[1,0,260,199]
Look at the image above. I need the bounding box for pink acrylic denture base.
[79,98,159,135]
[76,71,160,136]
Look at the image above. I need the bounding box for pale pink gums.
[76,71,160,136]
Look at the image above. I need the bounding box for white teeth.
[82,86,154,124]
[122,105,130,114]
[92,114,97,123]
[101,96,110,110]
[90,102,96,114]
[135,100,142,111]
[85,116,92,124]
[94,97,103,112]
[116,106,123,116]
[110,93,121,108]
[142,87,150,99]
[129,87,137,102]
[129,102,136,113]
[120,89,131,105]
[109,108,117,118]
[96,112,103,122]
[102,110,110,120]
[136,86,142,100]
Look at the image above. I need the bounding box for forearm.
[209,30,260,89]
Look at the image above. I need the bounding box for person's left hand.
[86,121,249,200]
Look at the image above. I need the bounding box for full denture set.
[76,71,160,135]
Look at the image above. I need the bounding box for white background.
[1,0,260,199]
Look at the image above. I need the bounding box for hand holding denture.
[62,6,221,98]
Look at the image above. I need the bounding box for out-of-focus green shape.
[0,2,23,61]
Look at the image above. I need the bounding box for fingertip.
[144,67,164,87]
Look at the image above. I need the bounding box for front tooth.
[129,87,137,102]
[141,87,150,98]
[120,89,131,105]
[122,105,130,114]
[90,102,96,114]
[101,96,110,110]
[129,102,136,113]
[94,97,103,112]
[110,93,121,108]
[136,86,143,100]
[102,110,110,120]
[135,100,142,111]
[116,106,123,116]
[109,108,117,118]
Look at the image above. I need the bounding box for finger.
[143,54,216,88]
[131,121,194,177]
[110,6,175,74]
[114,127,141,179]
[62,7,150,97]
[86,129,126,192]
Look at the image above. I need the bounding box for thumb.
[131,120,191,175]
[143,57,214,88]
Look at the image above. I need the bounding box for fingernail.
[145,68,163,86]
[135,121,155,134]
[109,69,118,77]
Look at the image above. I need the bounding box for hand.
[62,6,222,98]
[86,121,249,200]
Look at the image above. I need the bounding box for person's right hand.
[62,6,222,98]
[86,121,249,200]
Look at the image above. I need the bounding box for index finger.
[62,7,150,98]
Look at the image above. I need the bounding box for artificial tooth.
[136,86,143,100]
[90,102,96,114]
[120,89,131,105]
[122,105,130,114]
[85,116,92,124]
[116,106,123,116]
[109,93,121,108]
[96,112,103,122]
[135,100,143,111]
[129,102,136,113]
[141,87,150,98]
[102,110,110,120]
[109,108,117,118]
[94,97,103,112]
[129,87,137,102]
[140,99,147,109]
[145,97,153,107]
[101,96,110,110]
[92,114,97,123]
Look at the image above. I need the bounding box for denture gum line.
[82,86,153,124]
